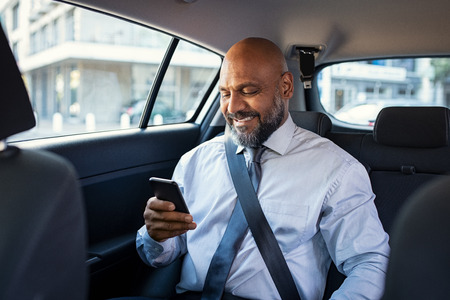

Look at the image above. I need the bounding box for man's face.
[219,58,289,148]
[224,86,285,148]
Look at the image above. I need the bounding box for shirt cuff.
[136,225,165,266]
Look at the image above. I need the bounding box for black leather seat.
[0,25,88,300]
[290,110,332,136]
[362,106,450,233]
[382,176,450,300]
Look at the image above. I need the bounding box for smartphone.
[149,177,189,213]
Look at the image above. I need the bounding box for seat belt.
[224,131,301,300]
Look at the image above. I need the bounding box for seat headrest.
[0,25,35,141]
[374,106,450,148]
[290,111,332,136]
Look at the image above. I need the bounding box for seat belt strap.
[224,131,301,300]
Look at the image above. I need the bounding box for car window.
[1,1,221,141]
[149,40,221,125]
[318,58,450,127]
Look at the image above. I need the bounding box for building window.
[12,41,18,60]
[12,3,19,30]
[30,31,37,54]
[65,9,74,41]
[41,24,48,49]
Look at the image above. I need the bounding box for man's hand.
[144,197,197,242]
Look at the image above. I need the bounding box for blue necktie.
[202,147,265,299]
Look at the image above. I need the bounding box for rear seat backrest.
[290,110,332,136]
[361,106,450,233]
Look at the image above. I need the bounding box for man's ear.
[281,72,294,99]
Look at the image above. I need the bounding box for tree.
[430,58,450,84]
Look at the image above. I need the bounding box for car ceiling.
[63,0,450,65]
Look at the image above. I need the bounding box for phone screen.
[149,177,189,213]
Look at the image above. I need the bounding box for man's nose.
[227,93,246,114]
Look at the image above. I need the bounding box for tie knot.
[249,146,265,164]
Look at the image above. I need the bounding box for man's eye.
[221,93,230,99]
[242,89,258,96]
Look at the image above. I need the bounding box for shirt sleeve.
[136,225,187,267]
[320,161,390,300]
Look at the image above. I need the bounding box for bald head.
[218,37,294,147]
[223,38,288,78]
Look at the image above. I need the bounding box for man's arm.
[320,162,390,300]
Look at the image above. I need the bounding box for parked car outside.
[334,99,428,126]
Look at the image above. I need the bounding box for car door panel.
[14,123,202,299]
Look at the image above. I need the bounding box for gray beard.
[229,92,285,148]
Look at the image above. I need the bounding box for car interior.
[1,0,449,299]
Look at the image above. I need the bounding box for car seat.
[382,176,450,299]
[0,24,88,300]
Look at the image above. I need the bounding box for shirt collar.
[235,114,296,156]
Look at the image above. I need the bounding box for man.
[136,37,390,299]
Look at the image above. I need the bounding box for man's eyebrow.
[219,82,259,92]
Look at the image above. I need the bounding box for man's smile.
[233,115,256,127]
[227,111,260,129]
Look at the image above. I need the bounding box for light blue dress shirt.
[137,114,390,300]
